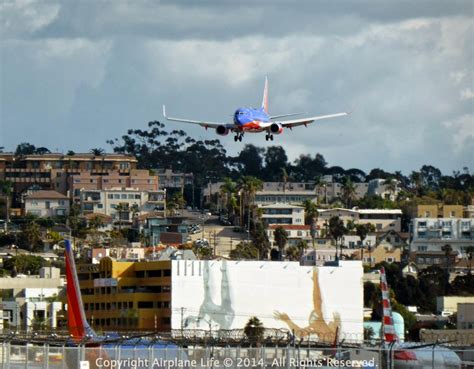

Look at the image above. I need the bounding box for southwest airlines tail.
[380,267,398,343]
[65,239,96,341]
[261,76,269,113]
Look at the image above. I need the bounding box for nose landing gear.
[234,134,243,142]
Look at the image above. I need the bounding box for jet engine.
[270,123,283,134]
[216,125,230,136]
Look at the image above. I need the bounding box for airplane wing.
[163,105,233,129]
[275,112,349,128]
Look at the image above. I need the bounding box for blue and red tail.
[380,267,399,343]
[65,239,96,341]
[261,76,269,113]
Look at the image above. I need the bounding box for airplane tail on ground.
[379,267,398,344]
[65,239,96,341]
[261,76,269,113]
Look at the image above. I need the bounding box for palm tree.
[314,176,328,205]
[220,178,237,216]
[115,203,129,231]
[244,317,265,345]
[341,177,357,208]
[281,168,289,192]
[467,246,474,275]
[237,176,263,231]
[90,148,105,156]
[442,244,453,294]
[273,226,288,261]
[303,200,318,259]
[22,221,42,252]
[0,180,13,231]
[355,224,369,261]
[328,216,346,261]
[89,215,105,230]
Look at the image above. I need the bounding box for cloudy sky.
[1,1,473,174]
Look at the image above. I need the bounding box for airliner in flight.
[163,77,349,142]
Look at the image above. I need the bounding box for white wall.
[171,260,363,342]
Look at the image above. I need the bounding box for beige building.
[352,242,402,265]
[436,296,474,314]
[457,303,474,329]
[24,190,70,217]
[417,204,464,218]
[317,208,402,232]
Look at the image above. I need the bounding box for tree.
[328,216,346,261]
[220,178,237,215]
[15,142,37,156]
[303,200,318,253]
[341,177,357,208]
[21,221,42,251]
[251,222,271,260]
[234,144,264,177]
[467,246,474,275]
[229,242,259,260]
[4,255,46,275]
[0,180,13,231]
[263,146,288,181]
[244,317,265,345]
[273,226,288,260]
[115,203,130,230]
[356,224,369,261]
[90,148,105,156]
[237,176,263,230]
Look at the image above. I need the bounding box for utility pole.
[180,307,186,337]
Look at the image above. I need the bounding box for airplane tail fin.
[261,76,269,113]
[380,267,398,343]
[65,239,96,341]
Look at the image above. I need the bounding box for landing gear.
[265,134,274,141]
[234,134,243,142]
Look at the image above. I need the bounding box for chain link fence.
[0,342,472,369]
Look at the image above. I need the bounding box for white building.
[266,224,312,248]
[259,203,305,225]
[80,187,166,223]
[24,190,70,217]
[0,267,64,330]
[411,218,474,256]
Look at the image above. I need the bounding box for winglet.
[261,76,269,113]
[162,105,167,119]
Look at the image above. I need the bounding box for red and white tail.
[380,267,398,343]
[261,76,269,113]
[65,239,96,341]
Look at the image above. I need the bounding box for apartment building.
[24,190,70,217]
[153,169,193,189]
[0,152,138,208]
[259,203,305,225]
[410,218,474,268]
[79,188,166,224]
[70,169,159,201]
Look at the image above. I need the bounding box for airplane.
[379,266,462,369]
[162,77,349,142]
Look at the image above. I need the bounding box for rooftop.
[25,190,68,200]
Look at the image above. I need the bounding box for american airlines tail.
[65,239,96,341]
[379,266,398,344]
[261,76,269,113]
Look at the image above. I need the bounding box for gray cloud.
[1,1,472,174]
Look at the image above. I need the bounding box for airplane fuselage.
[233,107,270,132]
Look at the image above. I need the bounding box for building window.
[108,194,113,199]
[385,257,394,263]
[417,245,428,251]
